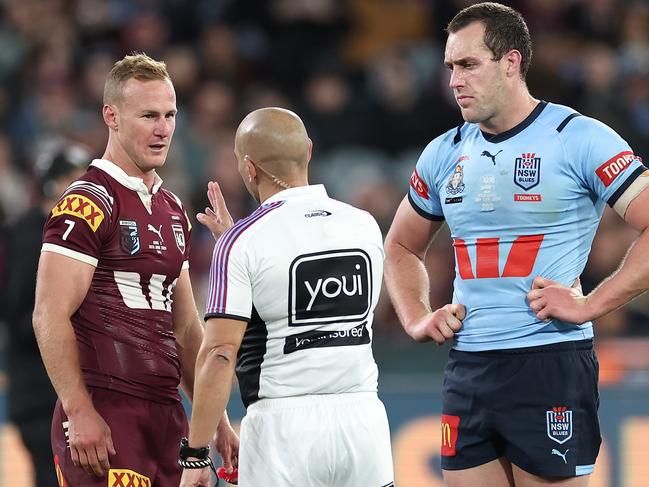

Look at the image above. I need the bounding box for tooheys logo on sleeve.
[51,193,104,231]
[108,469,151,487]
[596,151,637,187]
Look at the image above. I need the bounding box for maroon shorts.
[51,388,188,487]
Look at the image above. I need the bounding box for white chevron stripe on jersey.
[62,420,70,447]
[114,271,149,309]
[65,180,114,214]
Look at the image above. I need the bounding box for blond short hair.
[103,53,171,105]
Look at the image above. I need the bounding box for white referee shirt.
[205,184,383,407]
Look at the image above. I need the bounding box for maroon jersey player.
[33,54,238,486]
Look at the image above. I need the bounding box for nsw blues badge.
[119,220,140,255]
[546,406,572,444]
[514,152,541,190]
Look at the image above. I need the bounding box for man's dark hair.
[447,2,532,79]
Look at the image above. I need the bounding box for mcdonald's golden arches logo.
[441,414,460,457]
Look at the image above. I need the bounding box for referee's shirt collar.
[264,184,328,205]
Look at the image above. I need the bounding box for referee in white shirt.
[179,107,395,487]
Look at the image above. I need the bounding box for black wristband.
[179,437,210,461]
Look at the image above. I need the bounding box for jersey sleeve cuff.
[204,312,250,323]
[41,243,98,267]
[608,166,649,216]
[408,192,444,221]
[181,260,189,270]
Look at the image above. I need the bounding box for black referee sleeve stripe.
[204,312,250,322]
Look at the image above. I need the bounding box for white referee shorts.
[238,391,395,487]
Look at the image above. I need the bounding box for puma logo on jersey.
[147,224,164,242]
[481,150,502,165]
[551,448,569,464]
[52,194,104,231]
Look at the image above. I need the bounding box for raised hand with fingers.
[196,181,234,241]
[67,404,116,478]
[408,304,466,344]
[527,276,590,324]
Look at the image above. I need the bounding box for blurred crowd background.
[0,0,648,485]
[0,0,647,345]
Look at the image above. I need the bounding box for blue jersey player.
[384,3,649,487]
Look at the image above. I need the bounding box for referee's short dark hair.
[447,2,532,80]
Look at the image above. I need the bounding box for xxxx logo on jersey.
[108,469,151,487]
[52,193,104,231]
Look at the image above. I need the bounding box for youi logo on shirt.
[288,249,372,326]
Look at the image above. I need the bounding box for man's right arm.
[384,196,465,343]
[33,251,115,477]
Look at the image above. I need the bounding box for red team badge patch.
[596,151,636,187]
[410,169,429,199]
[441,414,460,456]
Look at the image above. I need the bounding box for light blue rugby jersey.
[409,101,647,351]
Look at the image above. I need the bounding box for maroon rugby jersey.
[42,159,192,403]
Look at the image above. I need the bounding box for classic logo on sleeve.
[596,151,636,187]
[108,469,151,487]
[410,168,429,199]
[51,193,104,231]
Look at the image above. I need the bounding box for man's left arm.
[179,316,246,487]
[171,269,204,400]
[172,269,240,469]
[529,184,649,323]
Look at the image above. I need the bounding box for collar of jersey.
[263,184,328,205]
[479,100,548,143]
[90,159,163,195]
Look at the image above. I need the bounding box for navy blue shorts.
[441,339,601,478]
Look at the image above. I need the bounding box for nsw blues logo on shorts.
[546,406,573,444]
